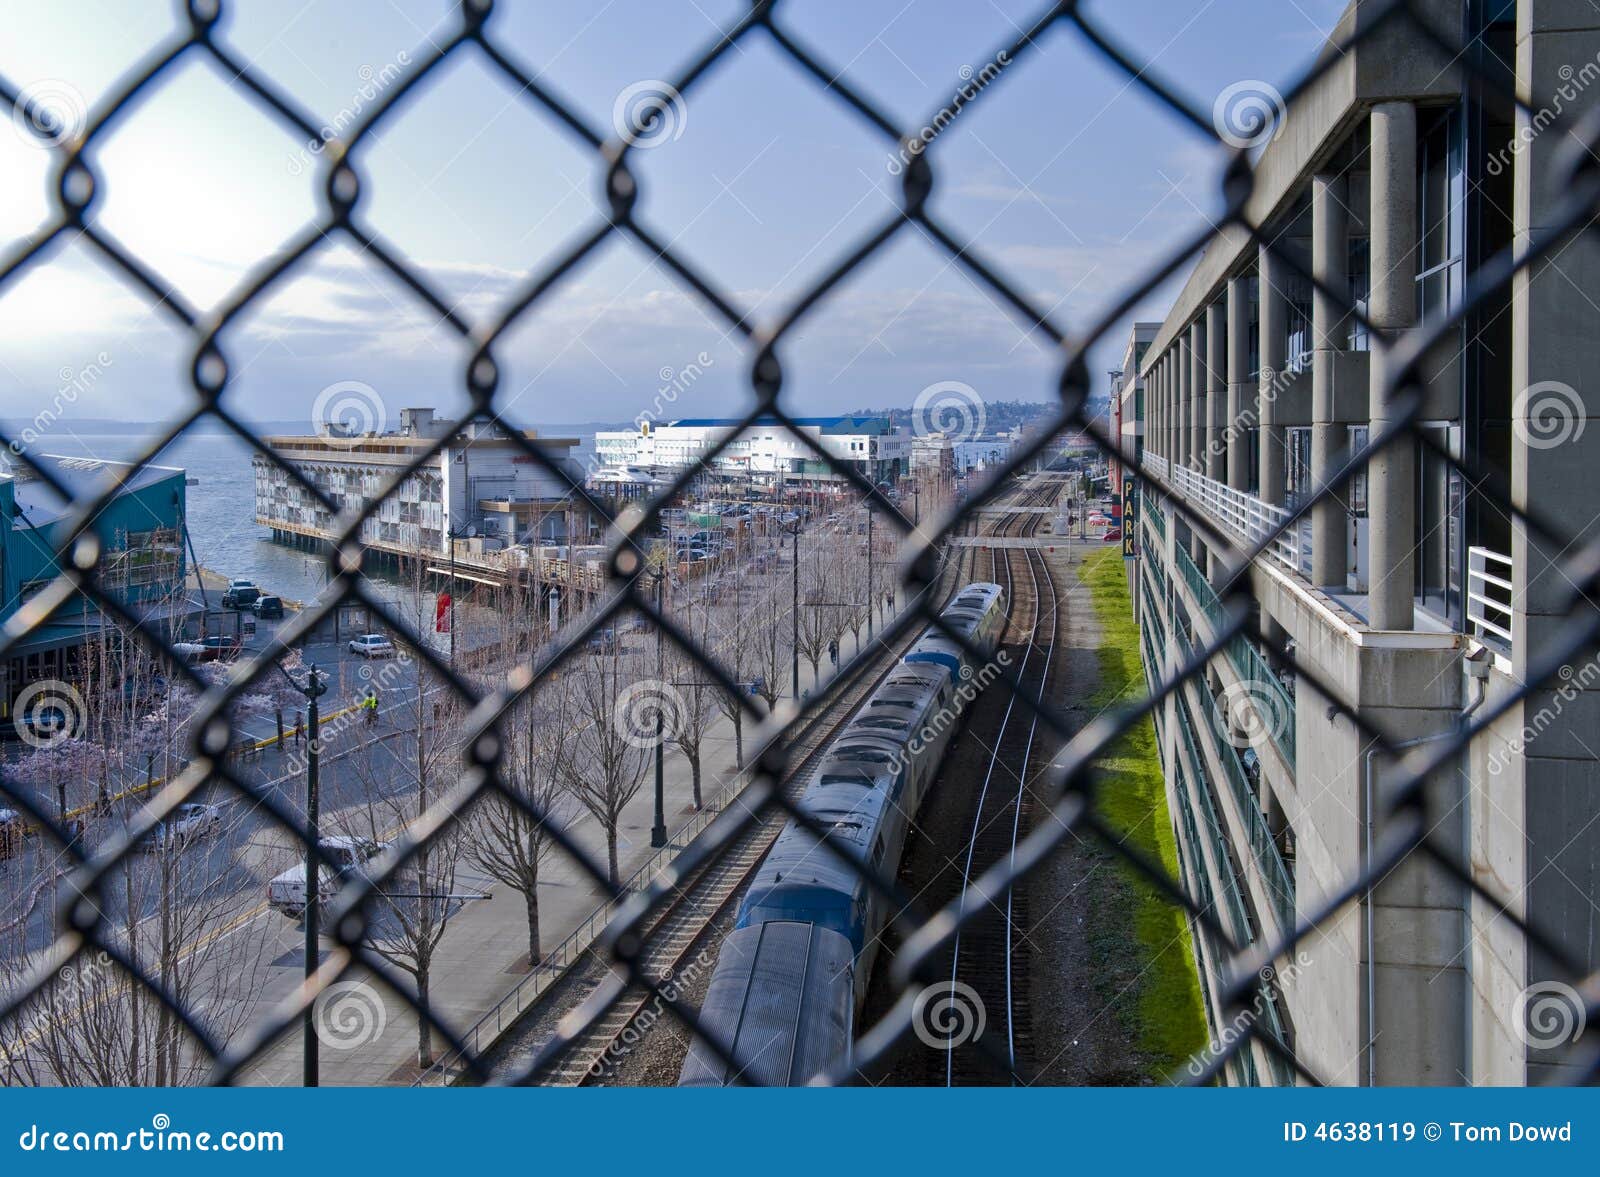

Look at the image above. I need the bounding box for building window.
[1285,427,1312,510]
[1283,273,1313,374]
[1415,423,1464,626]
[1345,425,1370,518]
[1417,107,1465,326]
[1247,275,1260,377]
[1347,238,1370,351]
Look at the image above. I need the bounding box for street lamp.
[788,517,801,701]
[864,498,874,644]
[650,565,667,849]
[274,658,328,1087]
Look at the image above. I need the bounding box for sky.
[0,0,1348,442]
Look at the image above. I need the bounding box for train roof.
[679,921,854,1087]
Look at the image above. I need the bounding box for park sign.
[1122,476,1138,561]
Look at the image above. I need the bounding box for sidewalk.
[239,651,846,1085]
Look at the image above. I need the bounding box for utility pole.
[865,498,874,644]
[650,566,667,848]
[790,519,801,701]
[276,659,327,1087]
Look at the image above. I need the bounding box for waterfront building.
[1129,0,1597,1085]
[0,453,191,715]
[254,407,586,558]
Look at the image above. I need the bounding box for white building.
[593,415,907,491]
[254,407,585,557]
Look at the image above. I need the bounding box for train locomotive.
[679,581,1006,1086]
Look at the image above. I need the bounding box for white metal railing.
[1468,546,1514,657]
[1142,453,1309,574]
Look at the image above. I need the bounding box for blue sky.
[0,0,1347,437]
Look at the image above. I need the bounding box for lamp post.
[789,518,801,701]
[650,566,668,848]
[864,498,874,644]
[275,658,327,1087]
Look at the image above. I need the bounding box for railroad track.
[944,479,1061,1086]
[477,525,987,1085]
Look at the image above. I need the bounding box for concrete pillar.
[1368,103,1417,629]
[1258,244,1288,507]
[1158,353,1171,460]
[1226,274,1254,491]
[1310,173,1349,587]
[1177,336,1191,472]
[1206,300,1227,483]
[1189,322,1206,471]
[1171,351,1184,460]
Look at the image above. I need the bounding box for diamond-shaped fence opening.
[0,0,1596,1089]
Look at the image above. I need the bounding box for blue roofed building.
[0,454,192,715]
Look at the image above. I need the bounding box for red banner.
[435,592,452,633]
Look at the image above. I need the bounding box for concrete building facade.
[254,407,585,558]
[1130,0,1598,1085]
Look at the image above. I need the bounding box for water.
[38,429,599,605]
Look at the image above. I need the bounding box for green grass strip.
[1078,546,1207,1077]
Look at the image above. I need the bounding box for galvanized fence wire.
[0,0,1594,1086]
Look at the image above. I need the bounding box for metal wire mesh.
[0,0,1595,1087]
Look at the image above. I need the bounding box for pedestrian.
[828,638,839,668]
[362,687,379,725]
[294,714,304,745]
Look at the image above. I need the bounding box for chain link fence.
[0,0,1595,1087]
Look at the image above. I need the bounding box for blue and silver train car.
[679,581,1007,1085]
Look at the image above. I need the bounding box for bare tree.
[667,599,721,809]
[463,689,572,964]
[557,651,649,887]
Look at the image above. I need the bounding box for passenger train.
[679,581,1007,1086]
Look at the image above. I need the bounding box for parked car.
[585,626,620,655]
[140,802,224,853]
[267,836,389,918]
[220,579,260,609]
[197,634,242,662]
[1102,528,1122,543]
[12,701,79,743]
[253,595,284,619]
[348,633,395,658]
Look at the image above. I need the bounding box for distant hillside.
[847,399,1059,436]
